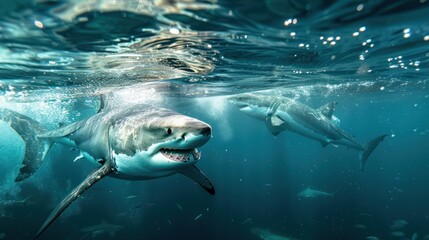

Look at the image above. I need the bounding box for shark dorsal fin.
[98,93,117,113]
[98,94,110,113]
[318,102,337,120]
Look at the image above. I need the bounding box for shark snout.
[185,119,211,137]
[180,123,212,147]
[200,126,211,137]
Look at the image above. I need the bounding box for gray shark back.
[38,104,161,161]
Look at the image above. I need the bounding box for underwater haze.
[1,0,429,239]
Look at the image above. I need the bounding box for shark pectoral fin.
[264,100,285,136]
[265,115,285,136]
[318,102,337,119]
[360,134,388,172]
[179,165,215,195]
[35,161,115,239]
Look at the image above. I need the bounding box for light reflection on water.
[0,0,427,101]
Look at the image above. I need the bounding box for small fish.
[241,218,253,225]
[126,195,137,199]
[0,233,5,239]
[354,224,366,229]
[167,219,172,225]
[366,236,379,240]
[129,204,142,218]
[133,204,142,209]
[194,213,203,221]
[176,203,183,211]
[391,231,405,237]
[390,219,408,230]
[412,232,418,240]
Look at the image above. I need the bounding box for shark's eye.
[166,128,172,135]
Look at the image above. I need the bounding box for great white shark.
[229,93,387,171]
[251,227,298,240]
[80,219,124,239]
[297,187,338,198]
[0,97,214,238]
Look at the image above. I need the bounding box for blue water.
[1,0,429,239]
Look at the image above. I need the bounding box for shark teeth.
[160,148,200,162]
[192,148,201,161]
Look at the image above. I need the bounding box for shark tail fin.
[0,108,53,182]
[360,134,388,172]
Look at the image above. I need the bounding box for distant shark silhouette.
[0,96,214,238]
[297,187,339,198]
[0,195,35,208]
[251,227,298,240]
[79,219,123,239]
[229,93,387,171]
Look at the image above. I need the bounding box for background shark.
[228,93,387,172]
[297,187,338,199]
[0,97,214,238]
[79,219,124,239]
[251,227,298,240]
[0,195,35,208]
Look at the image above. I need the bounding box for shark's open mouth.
[160,148,201,162]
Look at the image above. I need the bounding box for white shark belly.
[241,106,268,120]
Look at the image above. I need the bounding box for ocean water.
[0,0,429,239]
